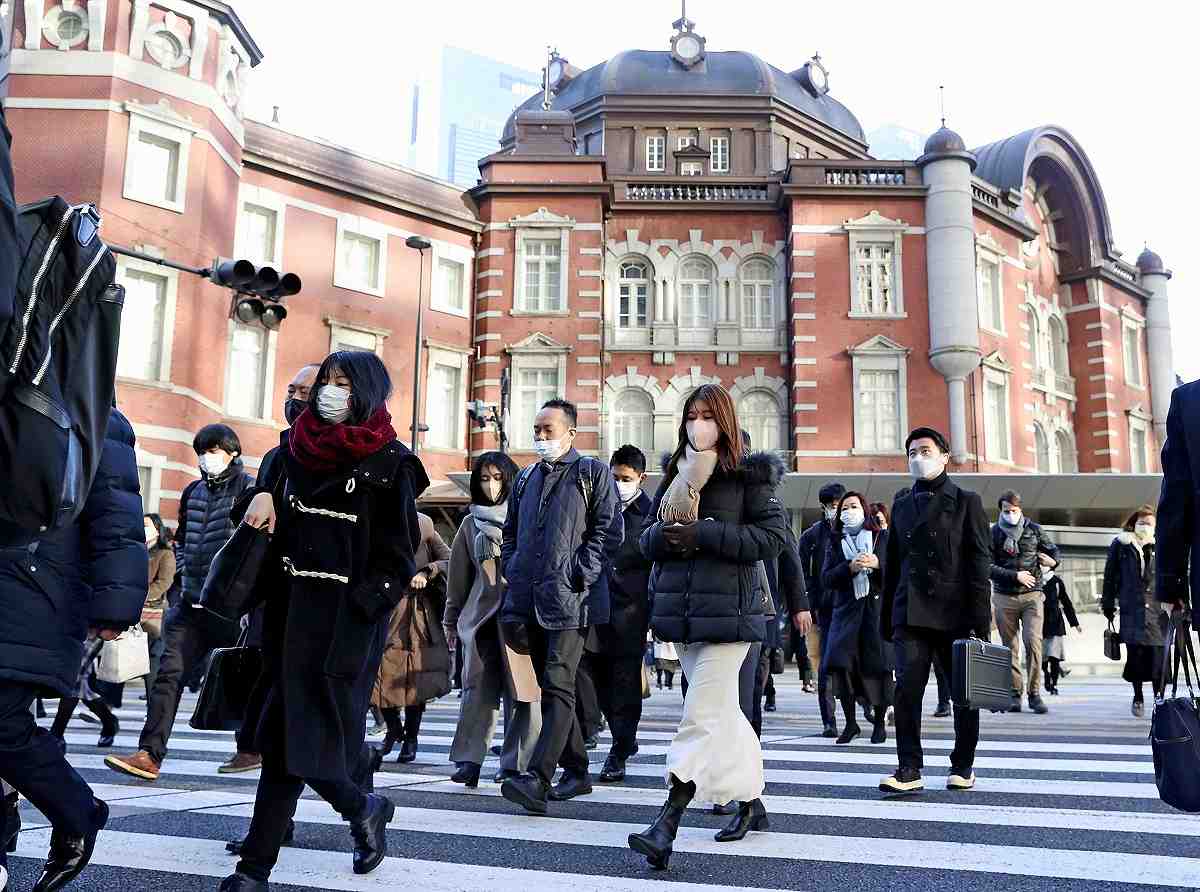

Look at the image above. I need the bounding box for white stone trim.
[235,183,286,267]
[847,335,910,455]
[122,100,195,213]
[505,332,571,449]
[424,346,470,452]
[430,240,473,318]
[325,318,388,357]
[981,355,1014,464]
[514,214,571,314]
[333,215,389,297]
[844,210,906,319]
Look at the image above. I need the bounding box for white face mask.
[145,529,158,546]
[1135,522,1155,539]
[909,454,945,481]
[199,452,231,477]
[840,508,865,529]
[686,419,720,452]
[482,480,502,504]
[824,507,837,523]
[316,385,353,424]
[616,480,641,502]
[1002,509,1023,526]
[533,438,565,462]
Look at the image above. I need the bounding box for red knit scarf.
[289,406,397,472]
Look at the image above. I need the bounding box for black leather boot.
[450,762,481,788]
[349,794,395,875]
[713,798,769,842]
[377,708,404,757]
[397,705,423,764]
[627,777,695,870]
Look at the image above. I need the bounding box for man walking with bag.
[799,482,845,736]
[498,399,620,814]
[880,427,991,794]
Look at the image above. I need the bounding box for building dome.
[502,50,865,145]
[923,126,967,156]
[1136,246,1165,274]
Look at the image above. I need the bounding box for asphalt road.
[4,669,1194,892]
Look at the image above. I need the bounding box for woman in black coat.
[221,351,428,892]
[1101,505,1164,718]
[1040,568,1080,695]
[627,384,787,871]
[821,491,892,745]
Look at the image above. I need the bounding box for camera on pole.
[211,257,301,330]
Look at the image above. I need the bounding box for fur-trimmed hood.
[659,449,786,487]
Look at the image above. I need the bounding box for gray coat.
[445,514,507,690]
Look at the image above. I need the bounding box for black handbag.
[199,521,272,623]
[1150,615,1200,812]
[189,630,263,731]
[1104,621,1122,661]
[951,637,1013,712]
[770,647,785,675]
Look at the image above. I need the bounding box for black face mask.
[284,398,307,426]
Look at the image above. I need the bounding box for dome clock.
[669,3,706,68]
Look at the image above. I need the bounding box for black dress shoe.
[836,723,861,745]
[493,768,519,784]
[714,798,769,842]
[584,734,599,750]
[764,700,777,712]
[548,772,593,801]
[451,762,481,788]
[933,703,952,718]
[489,745,502,757]
[217,872,269,891]
[226,820,295,855]
[599,754,626,783]
[711,801,738,816]
[32,797,108,892]
[396,737,418,764]
[349,794,395,875]
[500,773,549,815]
[821,723,838,738]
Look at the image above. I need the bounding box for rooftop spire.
[673,0,695,33]
[541,46,556,111]
[939,84,945,128]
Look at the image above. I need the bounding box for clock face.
[809,63,827,92]
[676,35,700,60]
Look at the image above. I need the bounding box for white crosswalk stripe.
[7,682,1195,891]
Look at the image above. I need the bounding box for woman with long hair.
[1102,505,1164,717]
[820,492,892,745]
[444,452,543,787]
[628,384,787,870]
[220,351,429,892]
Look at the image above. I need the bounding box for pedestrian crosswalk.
[7,678,1198,891]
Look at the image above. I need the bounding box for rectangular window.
[137,465,152,511]
[741,283,773,329]
[340,231,382,293]
[978,258,1002,331]
[520,238,562,311]
[331,326,378,354]
[1130,418,1149,473]
[857,369,901,453]
[679,282,712,329]
[646,136,665,172]
[680,161,703,176]
[1123,321,1144,387]
[226,323,268,419]
[855,244,895,315]
[436,257,466,312]
[710,137,729,173]
[116,269,168,380]
[239,203,278,264]
[677,136,697,150]
[427,362,462,450]
[984,378,1011,462]
[619,283,648,328]
[135,132,181,204]
[516,367,559,448]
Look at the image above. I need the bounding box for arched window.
[740,259,774,329]
[678,257,714,343]
[618,260,651,329]
[1056,429,1077,473]
[1034,422,1050,473]
[1027,305,1044,368]
[740,390,783,452]
[1048,315,1069,375]
[612,389,654,457]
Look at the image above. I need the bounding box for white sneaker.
[946,771,976,790]
[879,767,924,793]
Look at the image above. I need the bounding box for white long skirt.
[665,641,765,805]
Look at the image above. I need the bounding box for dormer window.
[675,142,711,176]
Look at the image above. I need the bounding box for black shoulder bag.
[1150,613,1200,812]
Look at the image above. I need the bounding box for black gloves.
[662,522,700,556]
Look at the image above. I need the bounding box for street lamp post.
[405,235,432,454]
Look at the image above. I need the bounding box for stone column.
[1138,248,1175,445]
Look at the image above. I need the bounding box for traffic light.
[211,257,302,330]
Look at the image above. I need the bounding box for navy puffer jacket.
[178,458,253,603]
[0,409,148,694]
[642,451,788,644]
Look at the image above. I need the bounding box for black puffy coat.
[177,458,253,604]
[642,451,788,644]
[1102,533,1163,647]
[989,520,1059,595]
[0,409,146,694]
[820,528,891,677]
[593,490,654,656]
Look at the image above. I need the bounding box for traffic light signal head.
[211,257,256,289]
[212,257,302,328]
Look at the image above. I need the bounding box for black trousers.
[815,624,837,728]
[0,681,97,838]
[574,655,603,740]
[893,627,979,772]
[584,651,644,758]
[525,624,588,784]
[236,693,368,882]
[141,604,239,762]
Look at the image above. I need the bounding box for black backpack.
[513,457,599,510]
[0,197,122,533]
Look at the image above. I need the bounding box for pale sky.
[235,0,1198,379]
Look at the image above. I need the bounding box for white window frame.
[424,346,471,452]
[506,335,571,451]
[677,256,715,341]
[134,449,167,515]
[680,161,704,176]
[981,356,1014,464]
[1055,428,1078,473]
[739,258,775,330]
[1033,422,1051,473]
[710,136,730,173]
[222,319,279,422]
[610,388,655,457]
[513,224,571,316]
[646,136,665,172]
[617,260,651,330]
[1128,408,1153,474]
[977,256,1003,333]
[325,318,388,357]
[739,390,785,452]
[848,335,910,456]
[334,215,389,297]
[430,242,473,317]
[844,212,906,319]
[677,135,698,150]
[122,103,195,214]
[114,253,177,383]
[1121,311,1146,389]
[235,189,286,268]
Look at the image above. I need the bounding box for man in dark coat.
[107,423,254,781]
[799,481,845,736]
[591,445,655,783]
[0,408,146,892]
[881,426,991,794]
[1156,379,1200,632]
[989,489,1059,714]
[499,399,620,813]
[752,527,811,733]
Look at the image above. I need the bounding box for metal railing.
[623,182,770,201]
[824,168,907,186]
